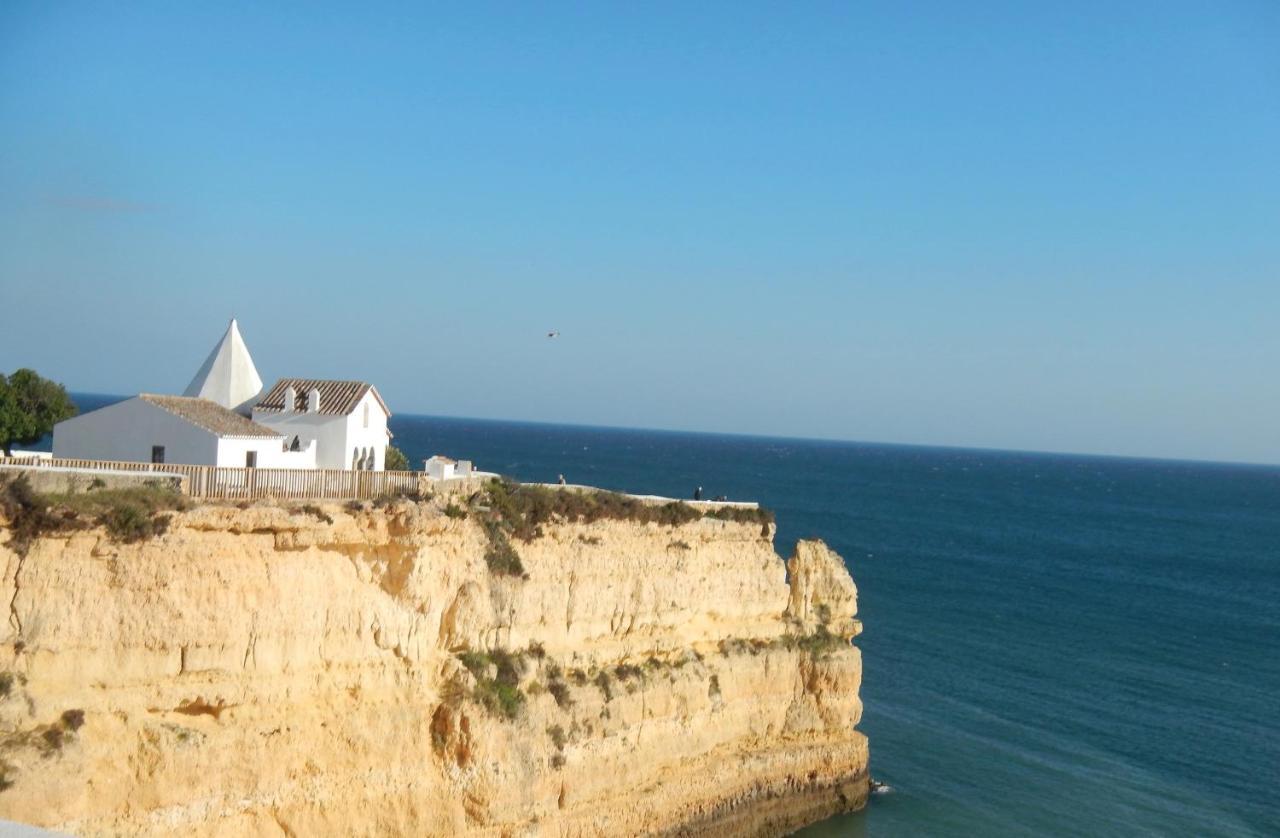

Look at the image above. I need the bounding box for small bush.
[593,670,614,702]
[614,663,644,681]
[547,724,567,750]
[40,727,63,752]
[474,680,524,720]
[457,648,526,720]
[481,518,524,576]
[0,673,12,699]
[297,504,334,525]
[60,709,85,731]
[87,478,106,491]
[548,679,572,709]
[443,502,467,520]
[668,540,691,551]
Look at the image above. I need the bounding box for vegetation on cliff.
[467,478,775,577]
[0,475,188,554]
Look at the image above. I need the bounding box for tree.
[0,369,78,457]
[384,445,410,471]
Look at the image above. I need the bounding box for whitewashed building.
[251,379,392,470]
[51,318,394,470]
[53,394,315,468]
[424,455,474,481]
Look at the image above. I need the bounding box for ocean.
[46,398,1280,835]
[390,414,1280,838]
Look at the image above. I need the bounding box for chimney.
[283,385,296,414]
[307,387,321,413]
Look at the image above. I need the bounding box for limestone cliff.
[0,494,866,836]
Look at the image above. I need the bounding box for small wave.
[869,780,893,796]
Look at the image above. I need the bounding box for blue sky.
[1,1,1277,464]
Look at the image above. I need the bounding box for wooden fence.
[0,457,420,501]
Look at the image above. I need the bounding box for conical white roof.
[183,318,264,413]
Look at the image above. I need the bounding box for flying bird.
[547,331,560,338]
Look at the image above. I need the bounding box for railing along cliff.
[0,457,419,501]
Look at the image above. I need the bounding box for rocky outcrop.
[0,497,866,836]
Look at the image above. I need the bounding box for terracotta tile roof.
[139,394,282,438]
[255,378,390,417]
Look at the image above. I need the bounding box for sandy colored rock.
[0,496,867,836]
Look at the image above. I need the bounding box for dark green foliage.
[480,517,524,576]
[384,445,410,472]
[443,502,467,519]
[457,649,526,720]
[0,369,77,457]
[475,681,524,719]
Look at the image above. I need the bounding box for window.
[363,402,370,428]
[245,451,257,468]
[151,445,165,464]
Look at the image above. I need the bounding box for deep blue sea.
[50,398,1280,835]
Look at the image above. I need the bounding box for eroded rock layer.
[0,498,866,836]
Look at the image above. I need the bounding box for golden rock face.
[0,498,867,836]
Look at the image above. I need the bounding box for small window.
[151,445,165,464]
[363,402,370,428]
[245,451,257,468]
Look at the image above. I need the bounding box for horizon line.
[62,391,1280,471]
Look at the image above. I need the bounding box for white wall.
[345,391,391,471]
[252,389,390,470]
[252,411,351,469]
[53,398,218,465]
[215,437,316,469]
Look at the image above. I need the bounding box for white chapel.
[52,319,393,471]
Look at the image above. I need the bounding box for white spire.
[183,318,264,413]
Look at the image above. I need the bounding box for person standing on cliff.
[694,486,702,500]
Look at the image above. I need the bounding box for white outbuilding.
[53,394,316,468]
[251,378,392,471]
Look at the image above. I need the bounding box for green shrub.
[457,649,526,720]
[443,502,467,519]
[384,445,410,472]
[481,518,524,576]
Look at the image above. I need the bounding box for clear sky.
[1,2,1277,464]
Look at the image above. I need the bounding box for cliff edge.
[0,485,866,836]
